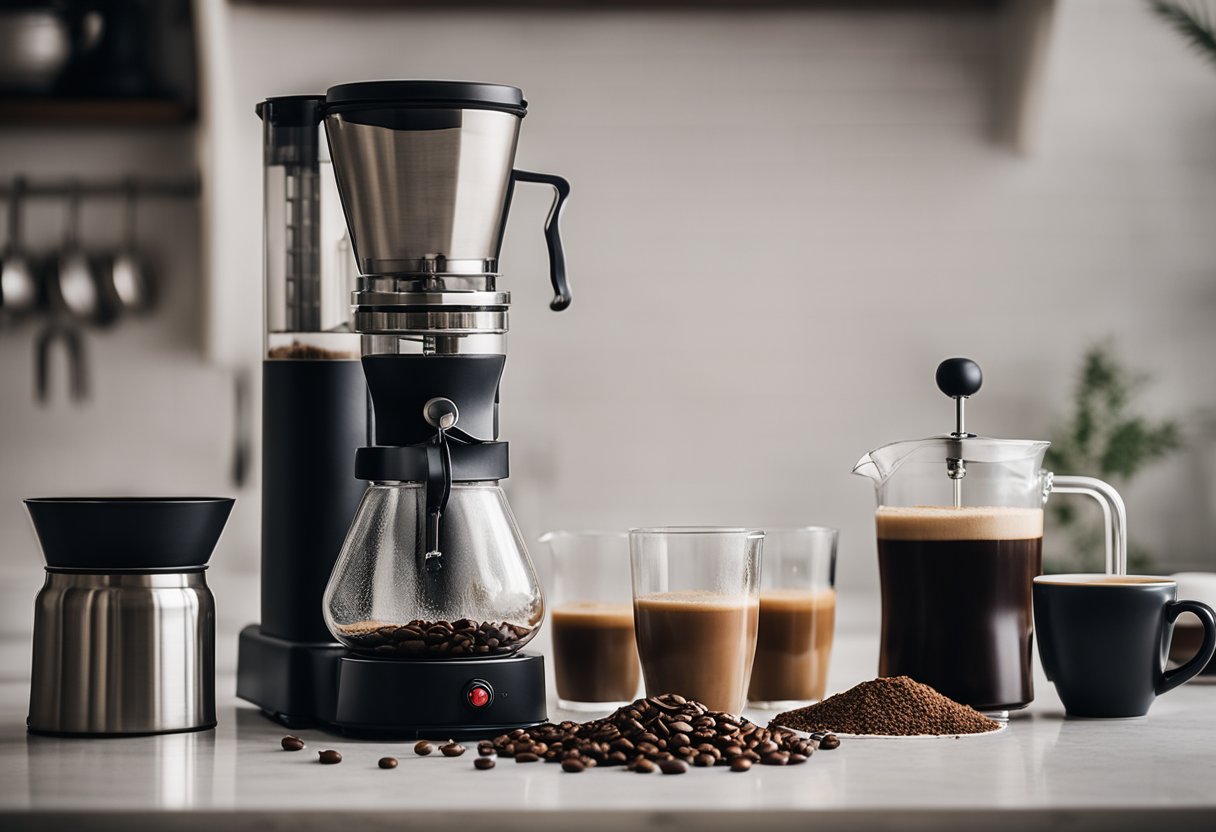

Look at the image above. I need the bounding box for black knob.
[936,358,983,399]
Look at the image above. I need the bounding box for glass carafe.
[323,481,543,659]
[853,358,1127,715]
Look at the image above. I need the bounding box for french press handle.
[510,169,572,311]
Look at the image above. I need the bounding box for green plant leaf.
[1150,1,1216,69]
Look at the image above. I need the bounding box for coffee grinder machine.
[239,81,571,737]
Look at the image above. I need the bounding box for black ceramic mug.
[1033,574,1216,718]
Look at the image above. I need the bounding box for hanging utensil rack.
[0,177,199,200]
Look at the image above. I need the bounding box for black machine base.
[236,625,548,738]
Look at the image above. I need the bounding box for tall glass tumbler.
[629,527,763,714]
[540,531,640,711]
[748,527,838,709]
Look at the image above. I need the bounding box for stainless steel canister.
[28,570,216,736]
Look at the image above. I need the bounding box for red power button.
[466,681,493,709]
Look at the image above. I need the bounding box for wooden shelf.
[234,1,999,8]
[0,98,196,127]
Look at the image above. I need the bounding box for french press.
[854,358,1127,715]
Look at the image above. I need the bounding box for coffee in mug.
[633,591,758,714]
[876,506,1042,713]
[629,527,763,715]
[551,603,640,705]
[748,589,835,705]
[540,531,640,710]
[1034,574,1216,718]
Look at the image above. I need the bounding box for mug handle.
[1158,600,1216,695]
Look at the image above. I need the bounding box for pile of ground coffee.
[482,693,837,773]
[772,676,1001,736]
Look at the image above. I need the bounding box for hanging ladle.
[0,176,38,321]
[105,177,154,314]
[37,183,93,403]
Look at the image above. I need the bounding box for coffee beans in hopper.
[480,693,833,774]
[337,618,533,657]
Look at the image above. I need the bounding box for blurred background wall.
[1,0,1214,641]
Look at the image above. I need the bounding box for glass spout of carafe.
[322,481,543,659]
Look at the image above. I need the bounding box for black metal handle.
[511,169,572,311]
[1159,600,1216,695]
[423,398,457,568]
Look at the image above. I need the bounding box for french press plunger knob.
[936,357,982,438]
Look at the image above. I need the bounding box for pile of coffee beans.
[772,676,1001,736]
[477,693,837,774]
[337,618,533,658]
[268,344,357,360]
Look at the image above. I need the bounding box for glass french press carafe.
[853,358,1127,716]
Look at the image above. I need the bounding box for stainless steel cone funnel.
[323,80,571,309]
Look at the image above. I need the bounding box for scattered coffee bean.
[634,758,656,773]
[474,757,496,770]
[414,741,433,756]
[659,759,688,775]
[730,757,752,772]
[561,758,586,773]
[318,750,342,765]
[820,733,840,750]
[378,757,398,769]
[477,741,495,756]
[760,752,789,766]
[281,735,304,751]
[441,742,466,758]
[693,753,715,767]
[788,753,808,765]
[516,752,540,763]
[337,618,533,658]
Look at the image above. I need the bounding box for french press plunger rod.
[936,357,983,508]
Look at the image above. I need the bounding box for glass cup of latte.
[747,526,838,709]
[540,531,640,711]
[629,527,763,715]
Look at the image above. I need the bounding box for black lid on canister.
[324,80,527,117]
[257,95,324,166]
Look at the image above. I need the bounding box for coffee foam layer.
[876,506,1044,542]
[551,603,635,623]
[634,590,758,611]
[758,588,837,610]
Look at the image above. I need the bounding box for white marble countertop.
[1,614,1214,831]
